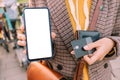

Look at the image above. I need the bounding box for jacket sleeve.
[105,3,120,59]
[29,0,47,7]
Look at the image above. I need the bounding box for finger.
[83,55,97,65]
[17,33,26,40]
[17,40,26,46]
[99,54,107,61]
[71,50,75,54]
[99,57,104,61]
[88,54,93,57]
[83,42,98,51]
[52,32,56,40]
[83,49,102,65]
[20,25,24,32]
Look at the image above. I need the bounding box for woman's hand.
[71,37,115,65]
[51,32,56,40]
[17,25,56,54]
[83,38,115,65]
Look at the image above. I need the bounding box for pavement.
[0,42,120,80]
[0,42,27,80]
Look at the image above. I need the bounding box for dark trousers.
[11,20,17,40]
[4,26,11,40]
[11,20,18,48]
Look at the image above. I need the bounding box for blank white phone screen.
[24,8,52,60]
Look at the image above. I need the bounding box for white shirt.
[3,0,18,20]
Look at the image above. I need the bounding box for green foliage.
[18,0,28,3]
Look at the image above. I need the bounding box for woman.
[18,0,120,80]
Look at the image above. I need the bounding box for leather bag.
[27,61,65,80]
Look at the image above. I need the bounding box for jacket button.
[104,63,108,68]
[57,64,63,70]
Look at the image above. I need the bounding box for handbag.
[27,61,66,80]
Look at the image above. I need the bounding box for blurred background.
[0,0,120,80]
[0,0,28,80]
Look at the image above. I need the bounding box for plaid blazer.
[30,0,120,80]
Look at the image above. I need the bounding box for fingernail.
[22,41,25,44]
[84,45,88,50]
[71,51,74,54]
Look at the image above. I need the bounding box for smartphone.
[23,7,53,61]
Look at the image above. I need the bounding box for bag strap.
[89,0,103,31]
[74,0,103,80]
[74,59,84,80]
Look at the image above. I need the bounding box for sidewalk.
[0,43,27,80]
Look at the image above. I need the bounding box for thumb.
[83,42,97,51]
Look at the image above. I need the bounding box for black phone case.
[23,7,53,61]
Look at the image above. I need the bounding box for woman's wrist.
[105,37,116,57]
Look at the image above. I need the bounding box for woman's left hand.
[83,38,115,65]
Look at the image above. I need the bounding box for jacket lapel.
[47,0,74,52]
[89,0,107,36]
[47,0,117,52]
[89,0,117,37]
